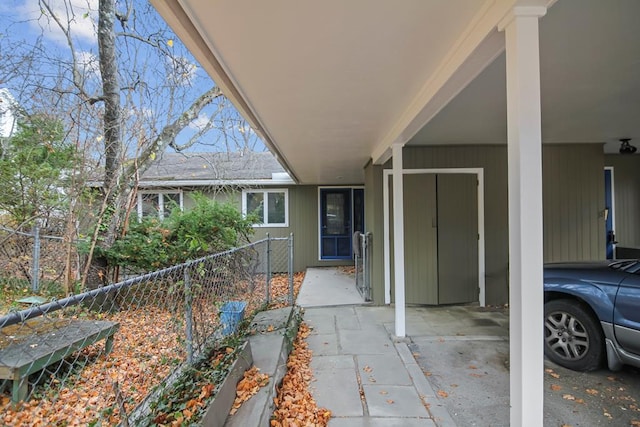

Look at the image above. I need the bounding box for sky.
[0,0,265,154]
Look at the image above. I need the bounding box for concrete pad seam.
[352,354,370,417]
[413,335,507,342]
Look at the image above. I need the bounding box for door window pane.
[326,193,345,235]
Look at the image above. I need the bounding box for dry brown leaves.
[229,366,270,415]
[269,272,305,309]
[0,271,305,426]
[271,322,331,427]
[0,306,183,426]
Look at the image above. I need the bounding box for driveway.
[406,305,640,426]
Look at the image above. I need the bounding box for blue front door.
[320,188,364,259]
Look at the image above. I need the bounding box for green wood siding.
[250,185,357,272]
[366,144,605,306]
[543,144,605,261]
[364,162,385,305]
[605,154,640,248]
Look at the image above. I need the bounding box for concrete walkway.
[297,267,460,426]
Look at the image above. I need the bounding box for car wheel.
[544,299,604,371]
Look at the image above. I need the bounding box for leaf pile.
[271,322,331,426]
[0,271,304,425]
[0,306,184,426]
[268,272,305,309]
[229,365,270,415]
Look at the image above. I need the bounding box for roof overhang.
[151,0,639,184]
[151,0,557,184]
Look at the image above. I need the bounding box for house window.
[242,189,288,227]
[138,191,183,220]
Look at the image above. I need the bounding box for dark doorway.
[320,188,364,259]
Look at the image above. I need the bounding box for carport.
[151,1,640,424]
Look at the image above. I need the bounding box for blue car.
[544,260,640,371]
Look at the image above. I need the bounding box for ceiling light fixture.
[619,138,637,155]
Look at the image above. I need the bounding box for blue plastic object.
[220,301,247,336]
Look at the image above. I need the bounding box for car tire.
[544,299,604,371]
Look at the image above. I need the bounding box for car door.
[613,267,640,355]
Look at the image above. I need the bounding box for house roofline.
[86,178,295,188]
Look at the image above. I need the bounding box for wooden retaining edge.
[202,341,253,427]
[201,340,253,427]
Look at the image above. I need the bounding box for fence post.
[288,233,294,305]
[31,225,40,292]
[362,233,368,301]
[266,233,271,305]
[184,267,193,364]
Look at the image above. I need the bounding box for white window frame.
[242,188,289,227]
[137,190,184,220]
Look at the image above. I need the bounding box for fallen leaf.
[271,322,331,426]
[386,399,395,404]
[563,394,575,400]
[585,389,598,396]
[437,390,449,398]
[550,384,562,391]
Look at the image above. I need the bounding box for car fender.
[544,280,616,323]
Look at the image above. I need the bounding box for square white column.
[499,5,546,426]
[392,143,406,337]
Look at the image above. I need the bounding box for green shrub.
[100,193,257,271]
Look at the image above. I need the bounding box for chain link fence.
[0,224,72,295]
[0,234,293,426]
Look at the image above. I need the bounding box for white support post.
[392,143,406,337]
[499,6,546,427]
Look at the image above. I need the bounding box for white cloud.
[18,0,98,46]
[189,113,210,131]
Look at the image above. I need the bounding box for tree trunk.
[87,0,123,290]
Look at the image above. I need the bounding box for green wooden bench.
[0,319,119,402]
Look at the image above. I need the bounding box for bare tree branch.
[126,86,223,178]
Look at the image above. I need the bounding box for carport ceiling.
[413,0,640,153]
[153,0,640,184]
